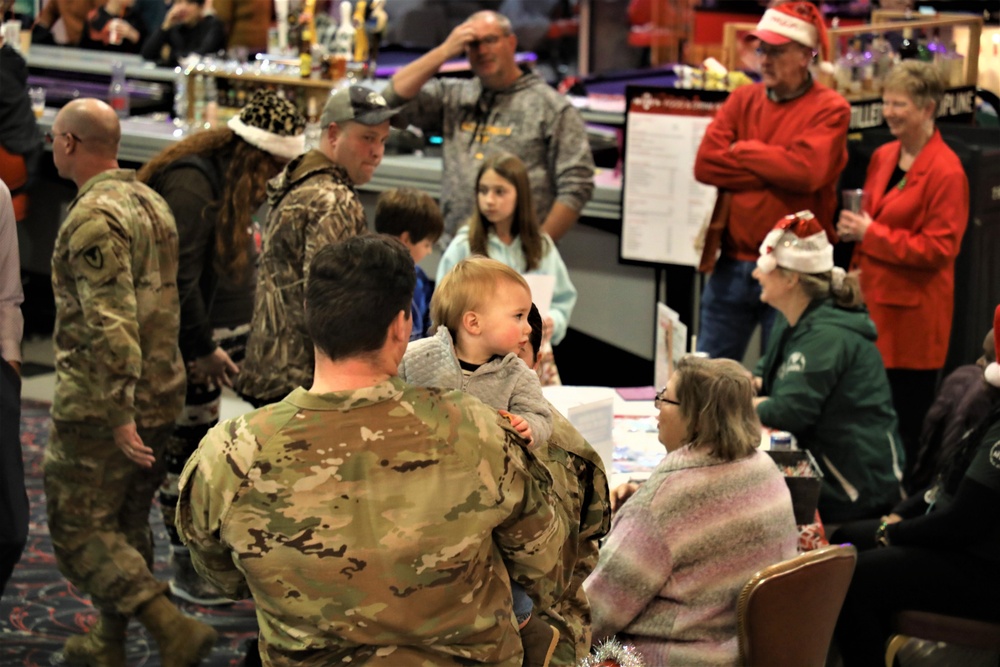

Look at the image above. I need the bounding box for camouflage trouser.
[43,420,171,615]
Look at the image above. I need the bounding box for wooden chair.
[737,544,858,667]
[885,611,1000,667]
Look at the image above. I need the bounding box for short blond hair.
[431,256,529,332]
[883,60,945,114]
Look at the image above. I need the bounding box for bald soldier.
[44,98,217,666]
[178,235,568,665]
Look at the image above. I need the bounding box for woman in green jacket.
[752,211,905,524]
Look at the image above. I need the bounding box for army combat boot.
[137,594,218,667]
[63,611,128,667]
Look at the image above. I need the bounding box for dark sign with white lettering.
[849,85,976,131]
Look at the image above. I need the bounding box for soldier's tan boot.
[63,611,128,667]
[137,594,217,667]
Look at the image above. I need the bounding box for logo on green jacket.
[777,351,806,380]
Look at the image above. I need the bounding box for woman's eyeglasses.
[654,388,680,409]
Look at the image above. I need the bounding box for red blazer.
[852,129,969,370]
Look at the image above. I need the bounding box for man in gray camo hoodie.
[236,85,399,406]
[384,10,594,245]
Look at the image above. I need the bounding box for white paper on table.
[522,274,555,318]
[543,385,616,471]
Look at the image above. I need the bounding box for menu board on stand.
[619,85,729,368]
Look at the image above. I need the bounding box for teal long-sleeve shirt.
[436,227,577,346]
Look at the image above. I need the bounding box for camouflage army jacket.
[236,150,368,403]
[539,407,612,666]
[178,378,569,666]
[51,169,185,428]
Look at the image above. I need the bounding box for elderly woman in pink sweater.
[584,356,798,665]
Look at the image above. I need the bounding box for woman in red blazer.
[837,60,969,486]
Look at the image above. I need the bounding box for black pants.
[0,360,28,599]
[886,368,938,488]
[835,545,1000,666]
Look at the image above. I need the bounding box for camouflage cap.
[321,85,401,127]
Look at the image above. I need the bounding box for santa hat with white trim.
[986,305,1000,388]
[747,1,831,63]
[757,210,833,275]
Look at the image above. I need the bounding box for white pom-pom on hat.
[986,305,1000,388]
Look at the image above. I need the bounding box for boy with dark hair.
[374,187,443,341]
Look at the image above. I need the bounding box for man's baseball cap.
[321,85,401,127]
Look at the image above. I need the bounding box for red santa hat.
[757,210,833,275]
[986,305,1000,388]
[747,2,831,62]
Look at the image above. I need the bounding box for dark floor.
[0,400,259,666]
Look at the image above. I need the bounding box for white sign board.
[620,88,727,268]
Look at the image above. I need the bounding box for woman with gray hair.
[754,211,904,524]
[585,355,798,665]
[836,60,970,488]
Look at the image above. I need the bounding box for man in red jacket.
[693,2,849,361]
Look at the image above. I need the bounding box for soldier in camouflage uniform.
[44,98,217,667]
[179,235,569,666]
[236,85,399,406]
[518,304,612,666]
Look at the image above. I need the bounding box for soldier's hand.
[192,347,239,388]
[113,421,156,468]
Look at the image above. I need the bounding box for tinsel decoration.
[577,638,646,667]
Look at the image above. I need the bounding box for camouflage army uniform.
[178,378,569,666]
[236,149,368,404]
[44,169,185,613]
[538,408,612,666]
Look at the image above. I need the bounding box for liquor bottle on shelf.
[203,75,218,128]
[299,0,317,78]
[275,0,289,53]
[834,38,863,96]
[870,33,894,85]
[172,66,188,128]
[305,97,322,151]
[915,30,932,62]
[108,60,130,119]
[899,28,919,61]
[927,28,946,60]
[859,38,877,95]
[332,1,355,61]
[191,63,205,127]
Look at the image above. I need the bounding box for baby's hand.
[498,410,534,447]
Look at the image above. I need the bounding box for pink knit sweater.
[584,446,798,665]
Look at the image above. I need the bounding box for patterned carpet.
[0,400,259,666]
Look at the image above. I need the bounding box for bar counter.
[34,112,623,221]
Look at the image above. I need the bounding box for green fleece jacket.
[756,299,904,522]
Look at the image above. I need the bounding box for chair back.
[737,544,857,667]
